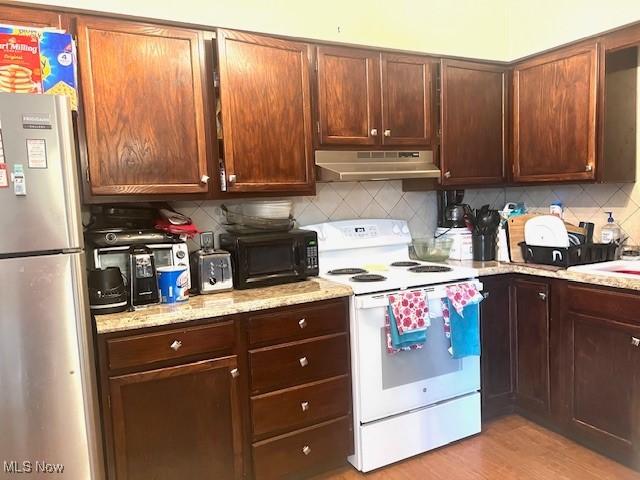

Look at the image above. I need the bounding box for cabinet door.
[0,4,61,28]
[514,279,550,415]
[480,276,514,419]
[76,17,209,195]
[567,313,640,462]
[217,30,314,193]
[513,43,598,182]
[380,53,434,146]
[316,46,381,146]
[441,60,507,185]
[109,357,242,480]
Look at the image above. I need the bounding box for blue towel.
[447,300,480,359]
[387,305,427,350]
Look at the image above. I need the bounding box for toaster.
[190,232,233,294]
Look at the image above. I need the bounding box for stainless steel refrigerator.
[0,93,104,479]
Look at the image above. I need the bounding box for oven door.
[236,235,304,286]
[353,282,481,424]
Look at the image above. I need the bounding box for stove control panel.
[341,225,379,239]
[303,219,412,251]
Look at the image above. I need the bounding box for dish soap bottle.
[601,211,621,244]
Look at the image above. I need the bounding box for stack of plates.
[241,200,292,219]
[222,201,295,233]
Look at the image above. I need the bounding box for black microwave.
[219,229,319,289]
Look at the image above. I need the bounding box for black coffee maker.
[129,246,160,308]
[437,190,470,228]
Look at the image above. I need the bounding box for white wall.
[506,0,640,59]
[20,0,509,60]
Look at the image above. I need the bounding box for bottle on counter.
[549,201,564,219]
[600,211,621,244]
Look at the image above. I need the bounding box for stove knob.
[176,250,186,259]
[208,277,217,285]
[105,232,117,244]
[401,225,410,234]
[392,224,401,234]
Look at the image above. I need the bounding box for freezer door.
[0,94,82,255]
[0,253,104,479]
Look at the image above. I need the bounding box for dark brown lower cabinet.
[108,357,242,480]
[563,284,640,468]
[513,278,551,416]
[481,276,640,471]
[480,276,515,419]
[98,298,353,480]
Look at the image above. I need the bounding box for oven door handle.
[356,295,389,310]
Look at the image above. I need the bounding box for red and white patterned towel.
[388,290,430,333]
[444,283,483,316]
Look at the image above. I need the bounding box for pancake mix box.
[0,33,41,94]
[0,26,77,109]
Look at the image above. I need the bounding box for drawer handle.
[298,318,307,329]
[302,445,311,456]
[632,337,640,347]
[230,368,240,378]
[299,356,309,367]
[301,401,310,412]
[170,340,182,351]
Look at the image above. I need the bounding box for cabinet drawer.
[251,375,350,439]
[249,334,348,394]
[252,416,351,480]
[107,321,234,371]
[248,299,347,347]
[568,284,640,325]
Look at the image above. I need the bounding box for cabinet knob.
[299,356,309,367]
[632,337,640,347]
[301,401,310,412]
[482,292,490,299]
[538,292,547,301]
[370,128,378,136]
[230,368,240,378]
[200,174,210,184]
[302,445,312,456]
[444,171,451,178]
[298,318,307,329]
[170,340,182,351]
[228,174,237,184]
[384,129,391,137]
[585,164,593,172]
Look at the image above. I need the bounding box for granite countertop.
[95,278,353,335]
[449,260,640,292]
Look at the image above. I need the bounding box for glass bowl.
[412,237,453,262]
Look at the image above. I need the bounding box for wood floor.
[314,415,640,480]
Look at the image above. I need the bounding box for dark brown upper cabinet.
[316,46,381,146]
[381,53,434,146]
[216,30,315,194]
[76,17,210,196]
[513,42,598,183]
[316,47,434,148]
[0,4,62,29]
[440,60,507,186]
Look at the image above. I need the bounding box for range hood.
[315,150,440,182]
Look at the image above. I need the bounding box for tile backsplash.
[171,181,503,250]
[172,180,640,251]
[505,183,640,245]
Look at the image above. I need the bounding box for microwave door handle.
[246,272,298,283]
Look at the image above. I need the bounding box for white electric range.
[304,219,482,472]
